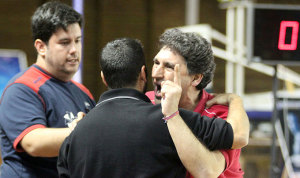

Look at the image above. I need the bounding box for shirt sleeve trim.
[13,124,46,152]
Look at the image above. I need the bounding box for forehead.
[51,23,81,40]
[154,47,186,65]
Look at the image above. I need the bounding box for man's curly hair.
[159,28,216,90]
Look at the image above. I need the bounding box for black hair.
[159,28,216,90]
[31,1,83,44]
[100,38,146,89]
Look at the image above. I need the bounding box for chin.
[62,69,78,77]
[154,97,161,104]
[67,66,79,73]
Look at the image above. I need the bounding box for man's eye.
[166,65,174,69]
[75,39,81,43]
[61,42,69,45]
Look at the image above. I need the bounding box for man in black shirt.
[57,38,248,178]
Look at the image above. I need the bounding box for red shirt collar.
[194,89,213,113]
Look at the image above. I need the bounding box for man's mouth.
[67,58,79,65]
[154,84,162,100]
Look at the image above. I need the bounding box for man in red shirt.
[146,28,249,177]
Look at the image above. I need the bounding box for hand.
[161,64,182,116]
[68,112,86,131]
[206,93,240,108]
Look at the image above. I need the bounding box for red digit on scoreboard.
[278,21,299,50]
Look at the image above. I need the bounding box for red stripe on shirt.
[13,124,46,152]
[71,80,94,100]
[14,66,51,110]
[15,66,51,94]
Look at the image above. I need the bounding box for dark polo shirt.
[58,88,233,178]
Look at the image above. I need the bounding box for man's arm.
[180,110,233,150]
[166,114,226,177]
[20,112,84,157]
[206,93,250,149]
[161,64,226,177]
[20,128,71,157]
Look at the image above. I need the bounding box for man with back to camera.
[0,2,95,177]
[57,38,249,178]
[146,28,249,177]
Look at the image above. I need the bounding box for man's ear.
[191,74,203,87]
[34,39,46,56]
[101,71,108,87]
[140,65,147,83]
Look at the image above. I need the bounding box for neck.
[179,88,201,111]
[135,78,146,94]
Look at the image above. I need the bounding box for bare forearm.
[20,128,71,157]
[226,95,250,149]
[167,115,225,178]
[161,65,225,177]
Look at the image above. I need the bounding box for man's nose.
[69,42,78,54]
[152,65,163,78]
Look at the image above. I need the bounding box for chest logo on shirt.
[64,111,76,126]
[84,102,91,112]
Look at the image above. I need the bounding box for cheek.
[165,72,174,81]
[76,44,82,51]
[48,52,63,64]
[180,77,193,89]
[151,66,155,75]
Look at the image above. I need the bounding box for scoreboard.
[247,4,300,65]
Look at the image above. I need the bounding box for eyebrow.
[59,36,82,41]
[153,58,176,69]
[164,62,175,69]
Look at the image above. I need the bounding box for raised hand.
[161,64,182,116]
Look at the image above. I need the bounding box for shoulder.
[1,82,38,102]
[0,82,46,114]
[204,91,229,119]
[71,80,94,100]
[0,67,49,109]
[145,91,155,104]
[204,104,228,120]
[13,66,51,94]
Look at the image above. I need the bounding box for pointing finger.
[174,64,181,86]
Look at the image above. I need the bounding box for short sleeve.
[0,83,47,151]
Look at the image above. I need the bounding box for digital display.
[277,21,299,51]
[248,5,300,65]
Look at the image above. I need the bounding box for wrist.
[162,110,179,123]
